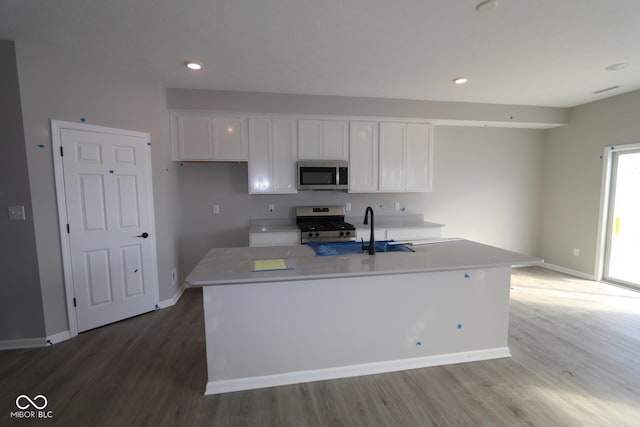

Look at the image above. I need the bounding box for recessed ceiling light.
[453,77,469,85]
[605,62,628,71]
[476,0,499,13]
[185,61,203,71]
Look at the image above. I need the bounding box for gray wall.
[0,41,46,340]
[14,41,183,337]
[541,89,640,276]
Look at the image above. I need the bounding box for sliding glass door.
[604,148,640,289]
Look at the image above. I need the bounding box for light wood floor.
[1,266,639,426]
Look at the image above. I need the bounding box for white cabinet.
[298,119,348,160]
[348,121,379,193]
[248,118,298,194]
[213,117,248,161]
[356,226,442,242]
[176,113,213,160]
[249,231,300,247]
[171,112,248,161]
[379,122,432,192]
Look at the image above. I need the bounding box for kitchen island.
[185,240,542,395]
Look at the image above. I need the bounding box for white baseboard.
[205,347,511,395]
[0,337,47,351]
[541,263,596,281]
[47,330,72,345]
[158,283,186,309]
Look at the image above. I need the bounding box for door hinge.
[66,224,70,234]
[73,297,77,307]
[60,146,64,157]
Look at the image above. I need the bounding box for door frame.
[51,120,159,337]
[596,142,640,282]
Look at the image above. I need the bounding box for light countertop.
[185,239,542,286]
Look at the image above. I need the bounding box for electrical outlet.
[268,204,275,213]
[213,204,220,214]
[346,202,351,211]
[8,206,25,221]
[394,202,400,212]
[171,268,177,286]
[573,248,580,257]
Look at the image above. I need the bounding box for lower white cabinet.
[248,118,298,194]
[356,226,442,242]
[249,231,300,247]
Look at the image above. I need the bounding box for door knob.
[136,232,149,238]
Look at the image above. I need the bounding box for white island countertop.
[185,239,542,286]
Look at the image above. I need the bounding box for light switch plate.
[8,206,26,221]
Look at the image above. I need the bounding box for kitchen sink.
[308,240,414,256]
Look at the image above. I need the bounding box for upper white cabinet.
[298,119,348,160]
[176,113,213,160]
[349,121,379,193]
[379,122,432,192]
[213,117,248,161]
[171,112,248,161]
[248,118,298,194]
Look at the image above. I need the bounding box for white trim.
[204,347,510,395]
[50,120,160,337]
[541,263,596,281]
[46,330,72,345]
[0,337,47,350]
[158,283,186,309]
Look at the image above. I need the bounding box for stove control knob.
[308,233,314,238]
[345,231,351,236]
[339,231,344,236]
[314,232,320,237]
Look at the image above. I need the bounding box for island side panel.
[202,267,512,394]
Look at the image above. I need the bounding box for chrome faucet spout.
[362,206,375,255]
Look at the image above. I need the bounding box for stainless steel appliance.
[296,205,356,244]
[297,160,348,190]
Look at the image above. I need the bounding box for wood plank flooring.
[1,266,639,426]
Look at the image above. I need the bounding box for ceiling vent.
[593,86,621,94]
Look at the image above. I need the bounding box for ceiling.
[1,0,640,108]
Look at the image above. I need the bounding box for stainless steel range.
[296,205,356,244]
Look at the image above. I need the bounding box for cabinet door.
[213,117,248,161]
[323,120,348,160]
[272,119,298,193]
[349,121,379,193]
[177,114,213,160]
[248,119,273,193]
[405,123,432,192]
[298,120,323,159]
[379,122,405,192]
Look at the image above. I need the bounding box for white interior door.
[52,121,158,333]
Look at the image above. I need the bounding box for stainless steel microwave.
[297,160,348,190]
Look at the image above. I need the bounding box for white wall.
[541,89,640,277]
[15,41,183,336]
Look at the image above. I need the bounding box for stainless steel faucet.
[362,206,375,255]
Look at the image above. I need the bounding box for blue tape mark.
[415,341,422,348]
[464,273,470,278]
[109,170,114,174]
[134,269,138,273]
[180,162,184,167]
[155,304,159,310]
[37,144,45,148]
[457,323,463,330]
[611,146,615,150]
[147,142,151,146]
[80,117,86,123]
